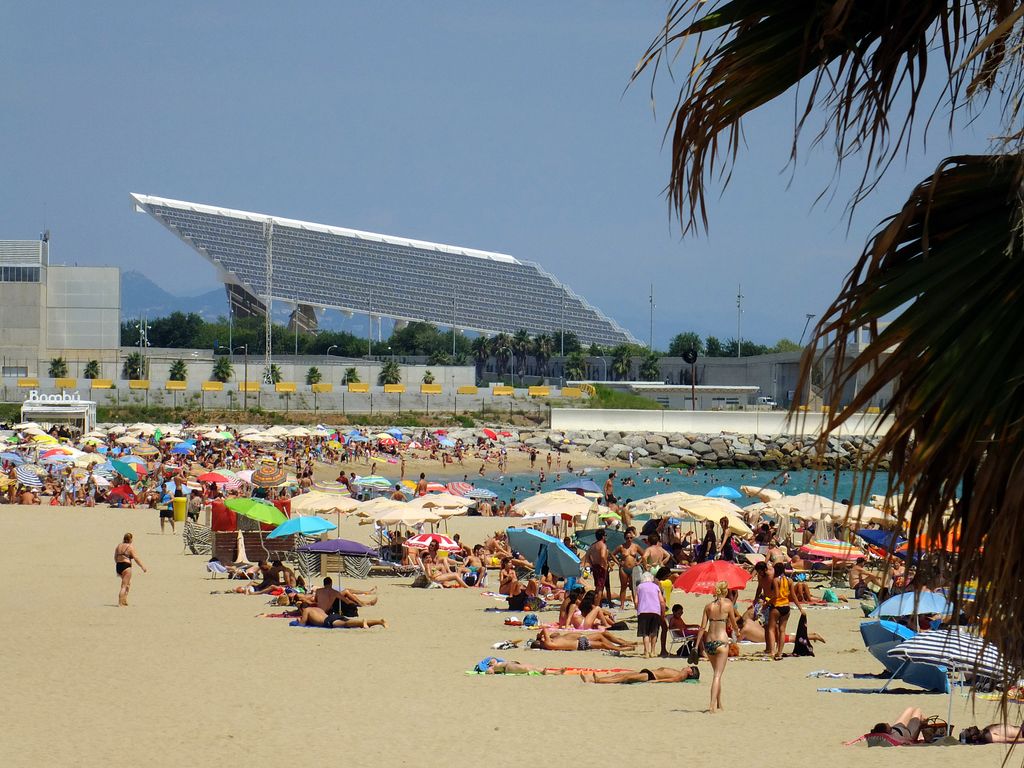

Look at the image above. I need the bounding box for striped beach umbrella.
[134,444,159,457]
[251,463,288,488]
[465,487,497,500]
[353,475,392,489]
[15,464,44,488]
[447,481,473,497]
[405,532,461,552]
[799,538,864,561]
[0,452,26,465]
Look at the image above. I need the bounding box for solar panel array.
[132,195,637,347]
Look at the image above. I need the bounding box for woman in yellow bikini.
[768,562,805,660]
[695,581,739,713]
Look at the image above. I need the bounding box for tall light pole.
[798,313,816,346]
[736,284,744,358]
[233,345,248,410]
[560,294,565,357]
[452,296,457,358]
[649,284,655,349]
[367,286,373,358]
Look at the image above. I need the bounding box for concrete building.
[0,240,120,378]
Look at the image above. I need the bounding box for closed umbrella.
[225,498,288,526]
[268,515,337,539]
[673,560,751,593]
[506,527,581,578]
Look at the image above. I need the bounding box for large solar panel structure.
[131,194,638,349]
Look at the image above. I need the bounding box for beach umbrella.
[464,487,497,500]
[506,527,581,578]
[197,471,232,484]
[236,469,254,483]
[888,629,1009,733]
[109,459,138,483]
[575,528,628,552]
[326,440,343,450]
[346,434,368,443]
[0,452,25,465]
[447,481,474,497]
[740,485,783,502]
[268,515,337,539]
[170,443,194,455]
[290,491,362,515]
[895,531,960,557]
[134,444,159,457]
[674,560,752,593]
[409,493,471,510]
[798,538,863,561]
[628,491,704,519]
[41,454,74,465]
[677,498,753,535]
[481,428,498,440]
[372,506,442,526]
[15,464,44,488]
[386,428,404,438]
[438,437,456,448]
[706,485,743,500]
[32,434,58,444]
[557,478,601,494]
[118,455,147,466]
[13,422,40,430]
[115,436,140,446]
[405,532,461,552]
[297,539,377,557]
[160,436,184,444]
[857,528,906,552]
[357,497,409,518]
[225,497,287,526]
[353,475,392,490]
[871,589,953,619]
[41,446,75,457]
[377,436,398,446]
[251,463,288,488]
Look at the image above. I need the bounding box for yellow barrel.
[172,496,187,523]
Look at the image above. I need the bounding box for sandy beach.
[2,505,1016,768]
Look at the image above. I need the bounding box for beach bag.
[523,613,539,627]
[822,588,839,603]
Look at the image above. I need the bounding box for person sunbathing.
[475,657,564,675]
[959,723,1024,744]
[870,707,926,744]
[296,576,377,614]
[736,615,825,645]
[579,666,700,684]
[499,558,539,608]
[528,627,637,652]
[297,606,387,629]
[423,553,469,588]
[578,590,617,629]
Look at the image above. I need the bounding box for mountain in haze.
[120,271,227,320]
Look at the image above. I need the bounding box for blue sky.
[1,2,1002,348]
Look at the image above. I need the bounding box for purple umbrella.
[297,539,377,557]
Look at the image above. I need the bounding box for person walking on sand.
[695,581,739,713]
[114,532,147,606]
[635,572,666,658]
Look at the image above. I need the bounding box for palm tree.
[471,336,490,381]
[491,333,512,378]
[169,359,188,382]
[378,360,401,386]
[511,328,531,380]
[47,357,68,379]
[635,2,1024,689]
[343,367,359,384]
[211,357,233,383]
[639,353,662,382]
[533,333,554,378]
[610,345,632,381]
[83,360,100,380]
[121,352,145,380]
[422,369,435,384]
[564,351,586,381]
[305,366,322,385]
[267,364,282,384]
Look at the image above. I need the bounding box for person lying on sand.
[423,552,469,588]
[959,723,1024,744]
[528,627,637,652]
[579,666,700,684]
[475,657,564,675]
[298,606,387,629]
[295,577,377,614]
[736,611,825,646]
[870,707,927,744]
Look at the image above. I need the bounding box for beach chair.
[667,628,697,657]
[183,519,213,556]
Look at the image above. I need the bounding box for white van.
[757,396,778,409]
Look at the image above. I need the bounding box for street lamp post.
[598,356,607,382]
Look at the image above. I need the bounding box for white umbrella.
[740,485,783,502]
[290,491,362,515]
[627,491,705,518]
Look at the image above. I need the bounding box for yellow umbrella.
[326,440,342,450]
[73,453,106,468]
[32,434,57,444]
[740,485,783,502]
[678,498,753,535]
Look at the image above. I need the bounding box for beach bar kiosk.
[20,391,97,433]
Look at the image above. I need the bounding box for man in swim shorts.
[586,528,610,606]
[579,666,700,684]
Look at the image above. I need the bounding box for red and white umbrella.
[405,533,461,552]
[424,481,447,493]
[447,481,473,497]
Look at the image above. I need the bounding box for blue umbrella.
[465,487,497,500]
[557,478,601,494]
[506,527,581,578]
[438,437,455,448]
[0,452,25,465]
[170,443,194,455]
[298,538,376,557]
[706,485,743,500]
[346,435,368,443]
[871,589,953,618]
[268,515,338,539]
[119,456,147,466]
[857,528,906,552]
[386,428,404,439]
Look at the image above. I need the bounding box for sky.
[1,2,1005,348]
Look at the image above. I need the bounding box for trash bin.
[172,495,187,523]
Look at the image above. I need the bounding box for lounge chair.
[183,519,212,556]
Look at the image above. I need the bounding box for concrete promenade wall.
[550,408,892,437]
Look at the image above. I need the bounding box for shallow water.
[469,467,890,505]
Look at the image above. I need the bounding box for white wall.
[550,408,892,437]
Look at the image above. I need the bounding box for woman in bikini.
[114,532,147,606]
[695,580,739,713]
[529,627,637,652]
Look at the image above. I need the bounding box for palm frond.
[632,1,1024,231]
[802,152,1024,691]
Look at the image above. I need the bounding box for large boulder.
[690,441,712,454]
[587,440,610,455]
[622,434,647,448]
[637,457,664,467]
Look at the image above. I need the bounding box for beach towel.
[793,615,814,657]
[288,620,359,629]
[257,611,299,619]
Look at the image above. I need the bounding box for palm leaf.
[633,1,1024,232]
[801,152,1024,692]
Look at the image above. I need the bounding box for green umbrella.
[225,497,287,526]
[109,459,138,482]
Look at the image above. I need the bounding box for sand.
[2,506,1015,768]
